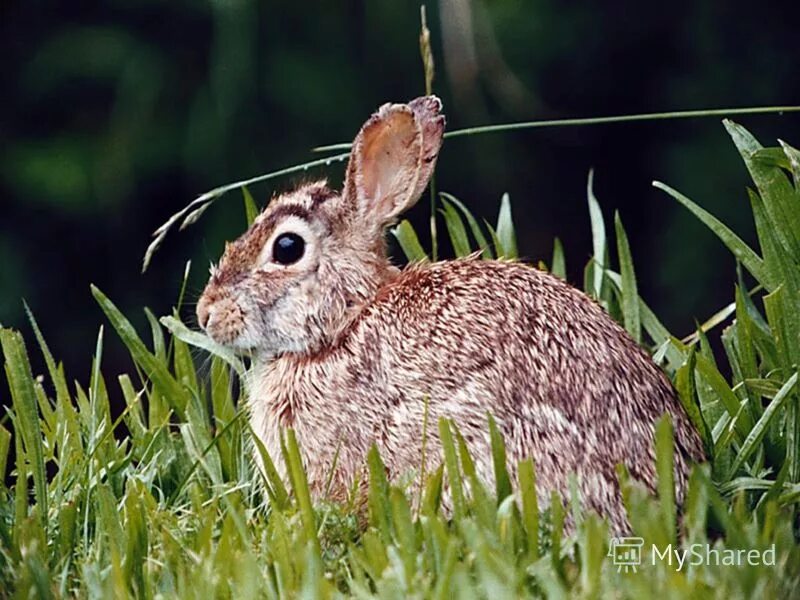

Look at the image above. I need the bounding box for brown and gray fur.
[197,96,705,533]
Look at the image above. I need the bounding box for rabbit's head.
[197,96,445,355]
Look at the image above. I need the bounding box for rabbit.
[196,95,705,533]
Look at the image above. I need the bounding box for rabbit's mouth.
[198,295,254,348]
[199,293,299,357]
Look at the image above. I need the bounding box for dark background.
[2,1,799,391]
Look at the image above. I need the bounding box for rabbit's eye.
[272,232,305,265]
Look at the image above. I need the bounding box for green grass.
[2,123,800,598]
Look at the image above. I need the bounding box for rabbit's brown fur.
[197,96,705,533]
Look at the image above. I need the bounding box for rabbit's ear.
[343,96,444,227]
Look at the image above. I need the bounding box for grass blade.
[438,419,465,519]
[366,444,393,543]
[727,372,798,477]
[778,139,800,187]
[392,219,429,263]
[518,458,540,561]
[654,415,676,544]
[674,347,713,457]
[724,120,800,259]
[587,171,606,298]
[243,186,259,226]
[1,329,48,529]
[91,285,189,419]
[160,315,245,377]
[439,199,472,257]
[440,192,493,259]
[283,429,321,555]
[142,151,350,272]
[653,181,767,287]
[23,302,70,406]
[251,427,290,509]
[695,353,753,439]
[454,430,493,527]
[551,238,566,279]
[614,212,641,343]
[495,193,518,259]
[487,414,512,503]
[0,425,11,489]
